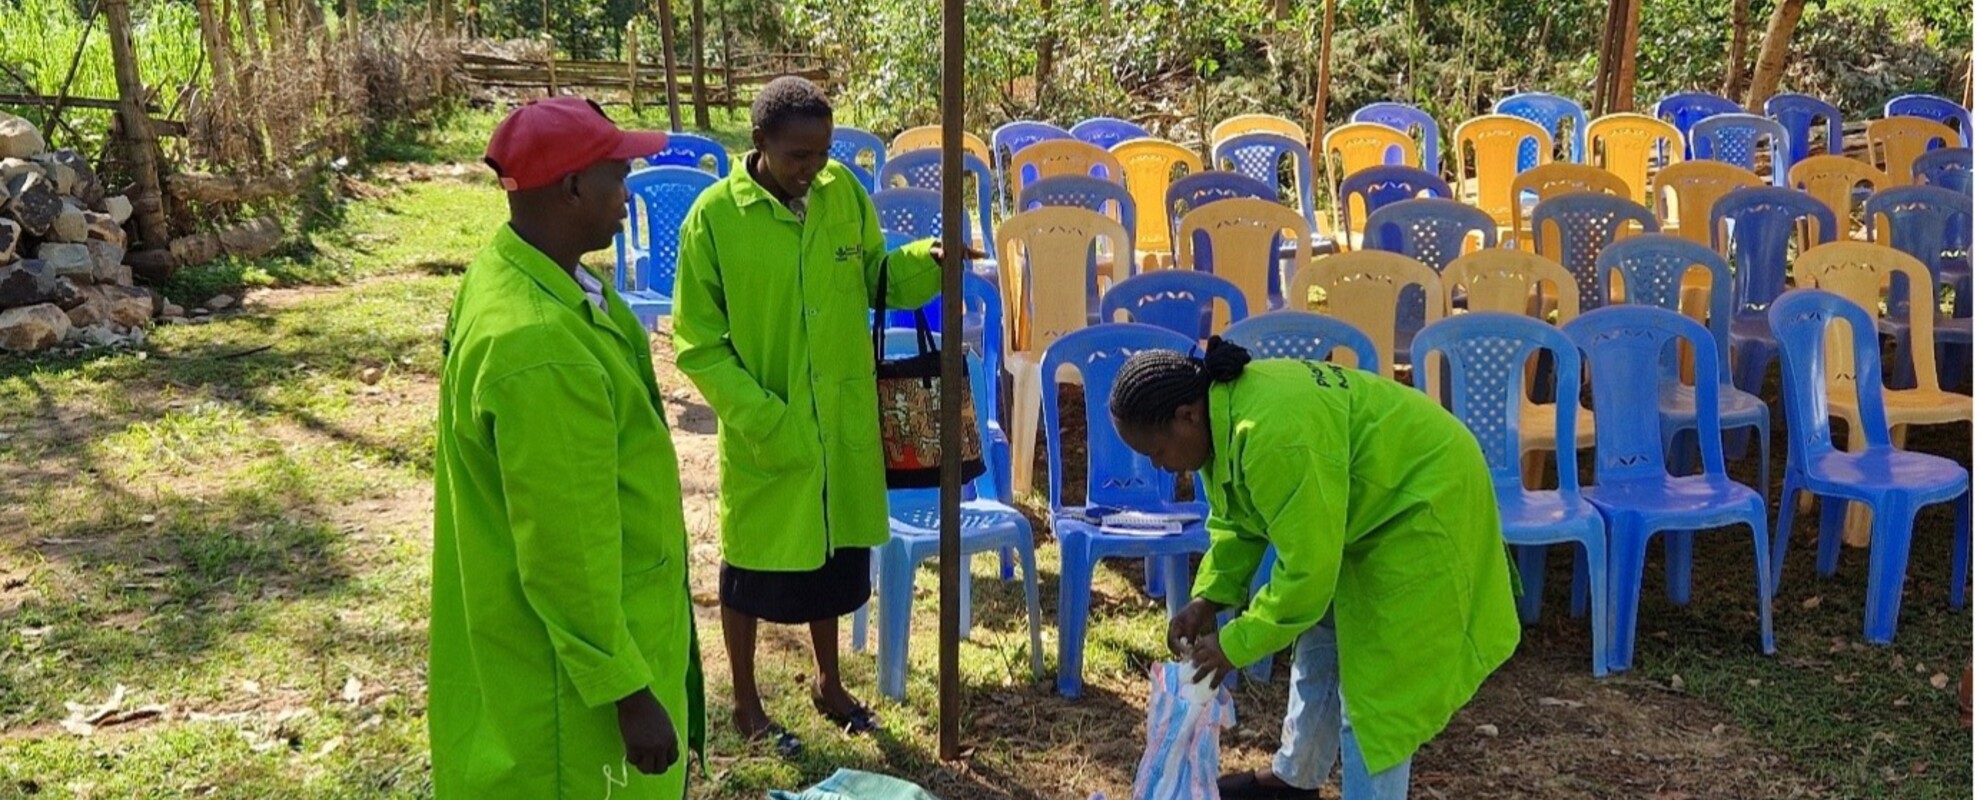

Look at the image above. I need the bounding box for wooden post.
[1615,0,1642,112]
[937,0,965,763]
[627,22,642,114]
[1744,0,1806,109]
[193,0,236,95]
[1309,0,1335,164]
[442,0,456,34]
[103,0,170,254]
[1592,0,1622,116]
[263,0,284,49]
[341,0,358,39]
[689,0,710,129]
[1722,0,1751,100]
[654,0,685,131]
[543,0,558,96]
[721,7,735,119]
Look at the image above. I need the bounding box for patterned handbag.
[873,259,987,489]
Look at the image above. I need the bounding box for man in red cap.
[431,96,702,799]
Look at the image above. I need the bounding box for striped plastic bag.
[1130,661,1235,800]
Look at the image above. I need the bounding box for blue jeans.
[1269,616,1412,799]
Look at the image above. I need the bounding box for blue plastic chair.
[1913,146,1973,194]
[1223,310,1380,369]
[640,132,731,176]
[614,166,717,327]
[1654,93,1742,157]
[1350,102,1442,171]
[1865,185,1973,390]
[1767,289,1971,643]
[873,187,943,239]
[1495,91,1589,168]
[1212,132,1323,237]
[1099,269,1250,340]
[1017,174,1138,254]
[1364,198,1499,359]
[1886,94,1974,146]
[1689,113,1791,186]
[1597,235,1771,511]
[852,332,1042,701]
[1532,192,1661,314]
[877,148,1000,261]
[1336,165,1451,244]
[992,121,1073,206]
[1709,186,1839,396]
[1764,93,1843,170]
[830,125,887,177]
[1042,324,1212,698]
[1411,312,1609,677]
[1562,305,1776,673]
[1070,117,1151,151]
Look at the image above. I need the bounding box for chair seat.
[1499,488,1606,541]
[1659,383,1768,426]
[1519,401,1597,452]
[1801,447,1970,504]
[1832,388,1974,428]
[1730,313,1773,344]
[891,499,1032,537]
[1585,474,1762,526]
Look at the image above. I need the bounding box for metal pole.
[937,0,966,764]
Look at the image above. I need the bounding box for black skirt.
[719,547,872,624]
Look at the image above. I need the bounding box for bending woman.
[1110,338,1520,800]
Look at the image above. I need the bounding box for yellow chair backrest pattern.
[1441,249,1581,320]
[1456,115,1554,228]
[1113,137,1204,255]
[1788,155,1890,237]
[1175,197,1313,320]
[1586,113,1684,207]
[1865,117,1961,183]
[1008,139,1125,201]
[1792,241,1943,393]
[1211,113,1308,147]
[1286,250,1445,378]
[1509,163,1633,250]
[994,206,1132,355]
[889,125,994,166]
[1650,160,1766,246]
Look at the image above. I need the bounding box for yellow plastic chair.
[1866,117,1962,183]
[1509,163,1632,252]
[1788,155,1890,239]
[1651,160,1766,246]
[1113,137,1203,269]
[1440,249,1596,465]
[1285,250,1443,381]
[995,206,1133,494]
[1793,241,1973,545]
[1008,139,1125,202]
[1322,123,1424,235]
[1586,113,1685,207]
[1175,197,1313,325]
[1211,113,1307,148]
[889,125,994,166]
[1455,115,1553,232]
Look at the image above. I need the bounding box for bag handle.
[871,255,939,364]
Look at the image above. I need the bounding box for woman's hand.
[1167,598,1224,658]
[1187,629,1238,686]
[928,242,986,265]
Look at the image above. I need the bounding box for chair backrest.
[1166,172,1279,269]
[1017,174,1138,251]
[1070,117,1151,151]
[1211,113,1307,147]
[1412,312,1585,490]
[1099,269,1250,340]
[641,132,731,176]
[1913,146,1973,193]
[1363,197,1499,273]
[1175,197,1312,314]
[1709,186,1838,317]
[1689,113,1791,185]
[1768,288,1895,471]
[1653,92,1741,156]
[1349,102,1442,170]
[1010,139,1125,201]
[1586,113,1685,207]
[1510,163,1632,249]
[1114,138,1204,255]
[1565,305,1731,482]
[1865,184,1971,288]
[1495,91,1590,167]
[1322,122,1421,180]
[1286,249,1444,377]
[1040,323,1199,510]
[1788,155,1891,237]
[1764,93,1843,169]
[1597,234,1735,386]
[1533,191,1661,312]
[992,120,1074,202]
[830,126,887,175]
[890,126,996,166]
[873,187,944,240]
[1442,248,1580,320]
[624,166,718,297]
[876,148,999,258]
[1337,165,1452,248]
[995,206,1132,355]
[1866,117,1961,182]
[1455,115,1554,227]
[1223,310,1380,369]
[1652,160,1766,245]
[1886,94,1974,146]
[1215,132,1323,232]
[1791,241,1944,394]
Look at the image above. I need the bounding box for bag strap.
[871,256,890,365]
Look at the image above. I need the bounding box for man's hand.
[614,688,680,775]
[928,242,986,265]
[1187,628,1238,686]
[1167,598,1224,658]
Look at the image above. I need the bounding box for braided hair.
[1108,336,1253,428]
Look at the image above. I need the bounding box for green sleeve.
[1217,444,1348,669]
[671,209,790,454]
[484,363,651,708]
[1191,509,1270,610]
[857,181,941,309]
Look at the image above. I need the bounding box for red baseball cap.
[484,96,669,191]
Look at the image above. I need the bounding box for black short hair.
[751,76,833,136]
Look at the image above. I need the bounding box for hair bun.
[1202,336,1252,382]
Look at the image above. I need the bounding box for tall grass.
[0,0,205,151]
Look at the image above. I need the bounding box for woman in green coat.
[1110,338,1520,800]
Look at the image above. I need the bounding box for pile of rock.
[0,112,166,353]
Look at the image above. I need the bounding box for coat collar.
[1205,380,1239,496]
[727,153,837,223]
[491,223,641,349]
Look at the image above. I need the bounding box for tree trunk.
[442,0,456,33]
[627,21,642,114]
[103,0,171,254]
[1744,0,1807,110]
[1034,0,1056,108]
[193,0,237,94]
[1309,0,1335,163]
[689,0,710,129]
[654,0,685,130]
[1722,0,1751,99]
[234,0,258,55]
[1615,0,1641,111]
[263,0,284,49]
[1592,0,1621,116]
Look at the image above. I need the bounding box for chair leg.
[960,552,975,640]
[1772,479,1802,596]
[1863,502,1918,645]
[1000,548,1016,582]
[1608,519,1651,673]
[1055,531,1095,698]
[1009,360,1043,497]
[1953,491,1971,610]
[1143,556,1165,599]
[1583,537,1610,679]
[1756,421,1771,511]
[1162,553,1194,620]
[1665,532,1694,606]
[1817,496,1848,577]
[1748,515,1777,656]
[1515,544,1548,625]
[1569,544,1589,619]
[877,541,917,702]
[1017,536,1046,679]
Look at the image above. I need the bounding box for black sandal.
[1216,770,1320,799]
[744,722,803,758]
[811,694,880,735]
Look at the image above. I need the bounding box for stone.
[64,285,108,328]
[34,160,75,196]
[0,303,69,351]
[100,286,153,329]
[161,302,185,318]
[37,242,93,280]
[50,201,86,242]
[51,276,85,310]
[33,151,92,196]
[0,259,55,307]
[3,172,60,237]
[103,195,133,224]
[0,113,45,160]
[86,240,124,279]
[0,218,17,263]
[75,324,125,348]
[205,293,236,311]
[83,212,125,248]
[0,158,37,185]
[170,233,221,267]
[218,217,282,256]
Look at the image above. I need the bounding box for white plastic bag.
[1130,660,1235,800]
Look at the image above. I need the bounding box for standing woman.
[1110,338,1520,800]
[672,77,968,753]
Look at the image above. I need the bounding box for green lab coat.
[1193,359,1520,774]
[431,224,703,799]
[672,158,940,571]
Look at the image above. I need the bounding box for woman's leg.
[1265,615,1344,790]
[722,607,772,735]
[809,616,863,715]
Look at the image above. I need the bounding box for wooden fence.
[457,50,834,111]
